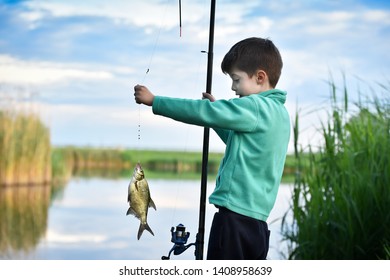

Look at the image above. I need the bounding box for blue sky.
[1,0,389,152]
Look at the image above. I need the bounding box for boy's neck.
[257,83,273,94]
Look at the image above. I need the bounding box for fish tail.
[137,222,154,240]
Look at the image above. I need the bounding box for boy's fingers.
[134,84,144,91]
[202,92,215,102]
[202,92,211,98]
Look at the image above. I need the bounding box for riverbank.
[1,108,298,186]
[51,146,224,182]
[51,146,298,182]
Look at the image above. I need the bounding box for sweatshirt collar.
[256,89,287,104]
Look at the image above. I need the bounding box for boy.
[134,37,290,259]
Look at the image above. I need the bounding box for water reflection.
[0,184,50,258]
[0,178,292,260]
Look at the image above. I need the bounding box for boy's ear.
[256,70,267,84]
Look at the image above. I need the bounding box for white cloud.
[46,230,107,243]
[0,55,113,85]
[19,0,270,44]
[21,0,205,30]
[278,8,390,37]
[362,9,390,23]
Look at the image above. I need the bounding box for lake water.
[0,177,292,260]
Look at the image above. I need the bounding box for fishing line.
[134,0,209,240]
[142,0,184,84]
[136,0,172,159]
[179,0,182,37]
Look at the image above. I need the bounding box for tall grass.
[282,77,390,259]
[0,110,51,186]
[51,147,74,183]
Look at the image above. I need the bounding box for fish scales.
[127,162,156,239]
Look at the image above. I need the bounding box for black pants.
[207,207,270,260]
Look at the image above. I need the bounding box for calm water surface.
[0,178,292,260]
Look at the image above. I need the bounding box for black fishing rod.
[195,0,216,260]
[162,0,216,260]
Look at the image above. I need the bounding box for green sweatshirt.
[152,89,290,221]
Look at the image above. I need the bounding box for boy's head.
[221,37,283,88]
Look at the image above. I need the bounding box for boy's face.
[228,68,265,97]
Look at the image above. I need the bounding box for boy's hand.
[134,84,155,106]
[202,92,215,102]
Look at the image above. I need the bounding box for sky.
[1,0,389,153]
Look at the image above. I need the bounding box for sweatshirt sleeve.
[152,96,258,132]
[213,128,230,144]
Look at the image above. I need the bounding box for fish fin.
[126,207,139,218]
[135,181,139,191]
[137,223,154,240]
[149,198,157,210]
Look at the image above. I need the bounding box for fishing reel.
[161,224,196,260]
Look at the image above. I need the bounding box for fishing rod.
[196,0,216,260]
[161,0,216,260]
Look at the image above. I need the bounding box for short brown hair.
[221,37,283,88]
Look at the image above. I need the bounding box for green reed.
[51,147,74,183]
[282,77,390,259]
[0,110,51,185]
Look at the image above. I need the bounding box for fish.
[127,162,156,240]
